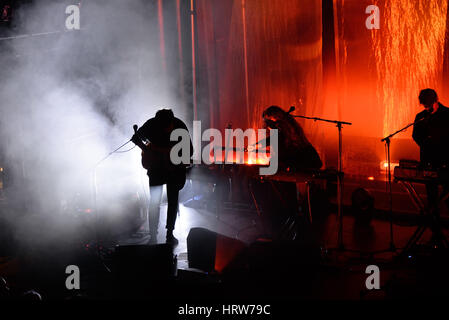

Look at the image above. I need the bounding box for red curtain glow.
[194,0,449,175]
[195,0,323,133]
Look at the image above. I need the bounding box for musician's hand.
[131,134,140,145]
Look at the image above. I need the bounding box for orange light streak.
[372,0,448,137]
[176,0,185,101]
[191,0,198,121]
[241,0,251,129]
[157,0,167,73]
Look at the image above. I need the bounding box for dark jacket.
[412,103,449,168]
[137,116,193,187]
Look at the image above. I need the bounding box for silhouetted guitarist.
[132,109,193,244]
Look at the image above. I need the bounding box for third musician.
[412,89,449,239]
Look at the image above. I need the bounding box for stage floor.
[114,199,449,299]
[1,196,449,300]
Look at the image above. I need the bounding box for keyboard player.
[412,89,449,237]
[260,105,322,171]
[252,106,324,241]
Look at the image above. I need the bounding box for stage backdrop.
[195,0,324,151]
[194,0,449,176]
[330,0,449,176]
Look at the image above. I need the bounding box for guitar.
[140,143,173,171]
[132,125,183,172]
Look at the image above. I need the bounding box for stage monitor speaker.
[187,228,246,273]
[113,244,175,294]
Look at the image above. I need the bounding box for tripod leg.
[402,225,427,255]
[402,182,425,213]
[306,181,313,224]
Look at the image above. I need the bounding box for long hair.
[262,105,311,148]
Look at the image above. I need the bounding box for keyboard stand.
[398,181,449,256]
[398,181,426,215]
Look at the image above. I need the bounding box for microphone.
[287,106,295,114]
[132,124,140,143]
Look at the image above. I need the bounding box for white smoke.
[0,0,186,247]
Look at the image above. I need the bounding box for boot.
[166,230,179,245]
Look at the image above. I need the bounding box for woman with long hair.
[262,105,322,170]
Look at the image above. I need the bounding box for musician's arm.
[412,113,428,147]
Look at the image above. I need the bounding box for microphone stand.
[380,116,428,252]
[291,113,352,250]
[90,137,133,273]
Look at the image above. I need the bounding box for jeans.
[148,182,180,238]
